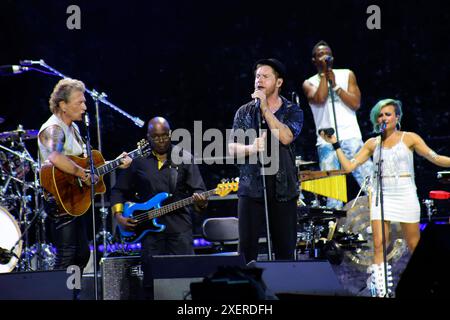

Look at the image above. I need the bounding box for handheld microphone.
[19,59,44,66]
[380,122,387,134]
[0,65,29,76]
[325,56,334,68]
[84,112,90,127]
[291,92,300,106]
[318,128,335,136]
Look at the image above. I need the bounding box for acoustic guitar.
[39,139,151,216]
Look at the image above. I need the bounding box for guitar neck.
[148,189,217,220]
[96,148,143,176]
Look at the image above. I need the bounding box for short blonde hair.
[49,78,85,114]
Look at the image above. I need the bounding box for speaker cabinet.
[0,270,74,300]
[148,254,246,300]
[252,260,347,296]
[190,260,347,300]
[396,223,450,298]
[100,255,144,300]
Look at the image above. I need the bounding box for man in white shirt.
[302,40,373,209]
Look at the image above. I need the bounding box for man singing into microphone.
[228,58,303,263]
[302,40,373,209]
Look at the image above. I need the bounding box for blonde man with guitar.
[38,78,132,273]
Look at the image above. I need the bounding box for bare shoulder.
[365,136,378,146]
[39,125,65,150]
[302,79,315,90]
[364,137,378,151]
[302,80,317,99]
[348,69,358,81]
[402,131,423,146]
[402,131,420,141]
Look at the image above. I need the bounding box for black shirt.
[230,96,304,201]
[110,145,206,233]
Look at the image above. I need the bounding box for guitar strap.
[73,125,88,157]
[168,164,179,194]
[166,145,179,194]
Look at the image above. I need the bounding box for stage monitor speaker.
[0,270,74,300]
[396,223,450,298]
[252,260,348,297]
[100,255,144,300]
[149,254,246,300]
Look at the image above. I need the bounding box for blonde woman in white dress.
[320,98,450,297]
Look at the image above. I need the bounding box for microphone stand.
[255,99,273,261]
[20,59,145,128]
[92,90,113,258]
[83,113,99,301]
[327,78,340,143]
[375,130,390,297]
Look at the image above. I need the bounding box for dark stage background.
[1,0,449,229]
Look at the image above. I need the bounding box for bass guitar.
[118,179,239,244]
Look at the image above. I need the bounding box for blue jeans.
[317,138,373,209]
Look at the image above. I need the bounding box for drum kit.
[0,122,55,274]
[295,156,408,268]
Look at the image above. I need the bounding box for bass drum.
[0,206,22,273]
[337,196,407,270]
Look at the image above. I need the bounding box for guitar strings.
[129,187,224,224]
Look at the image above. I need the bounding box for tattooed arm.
[39,125,86,179]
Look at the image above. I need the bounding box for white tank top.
[38,114,84,165]
[372,132,415,178]
[307,69,362,146]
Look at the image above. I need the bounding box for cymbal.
[339,196,407,268]
[0,128,39,142]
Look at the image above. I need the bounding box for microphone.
[325,56,334,69]
[19,59,44,66]
[318,128,335,136]
[84,112,90,127]
[0,65,30,76]
[291,92,300,106]
[380,122,387,134]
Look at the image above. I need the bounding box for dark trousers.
[50,216,90,270]
[45,197,90,271]
[238,196,297,264]
[141,229,194,299]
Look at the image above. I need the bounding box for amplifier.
[100,255,144,300]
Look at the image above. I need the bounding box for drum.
[337,196,407,269]
[0,150,30,180]
[0,206,22,273]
